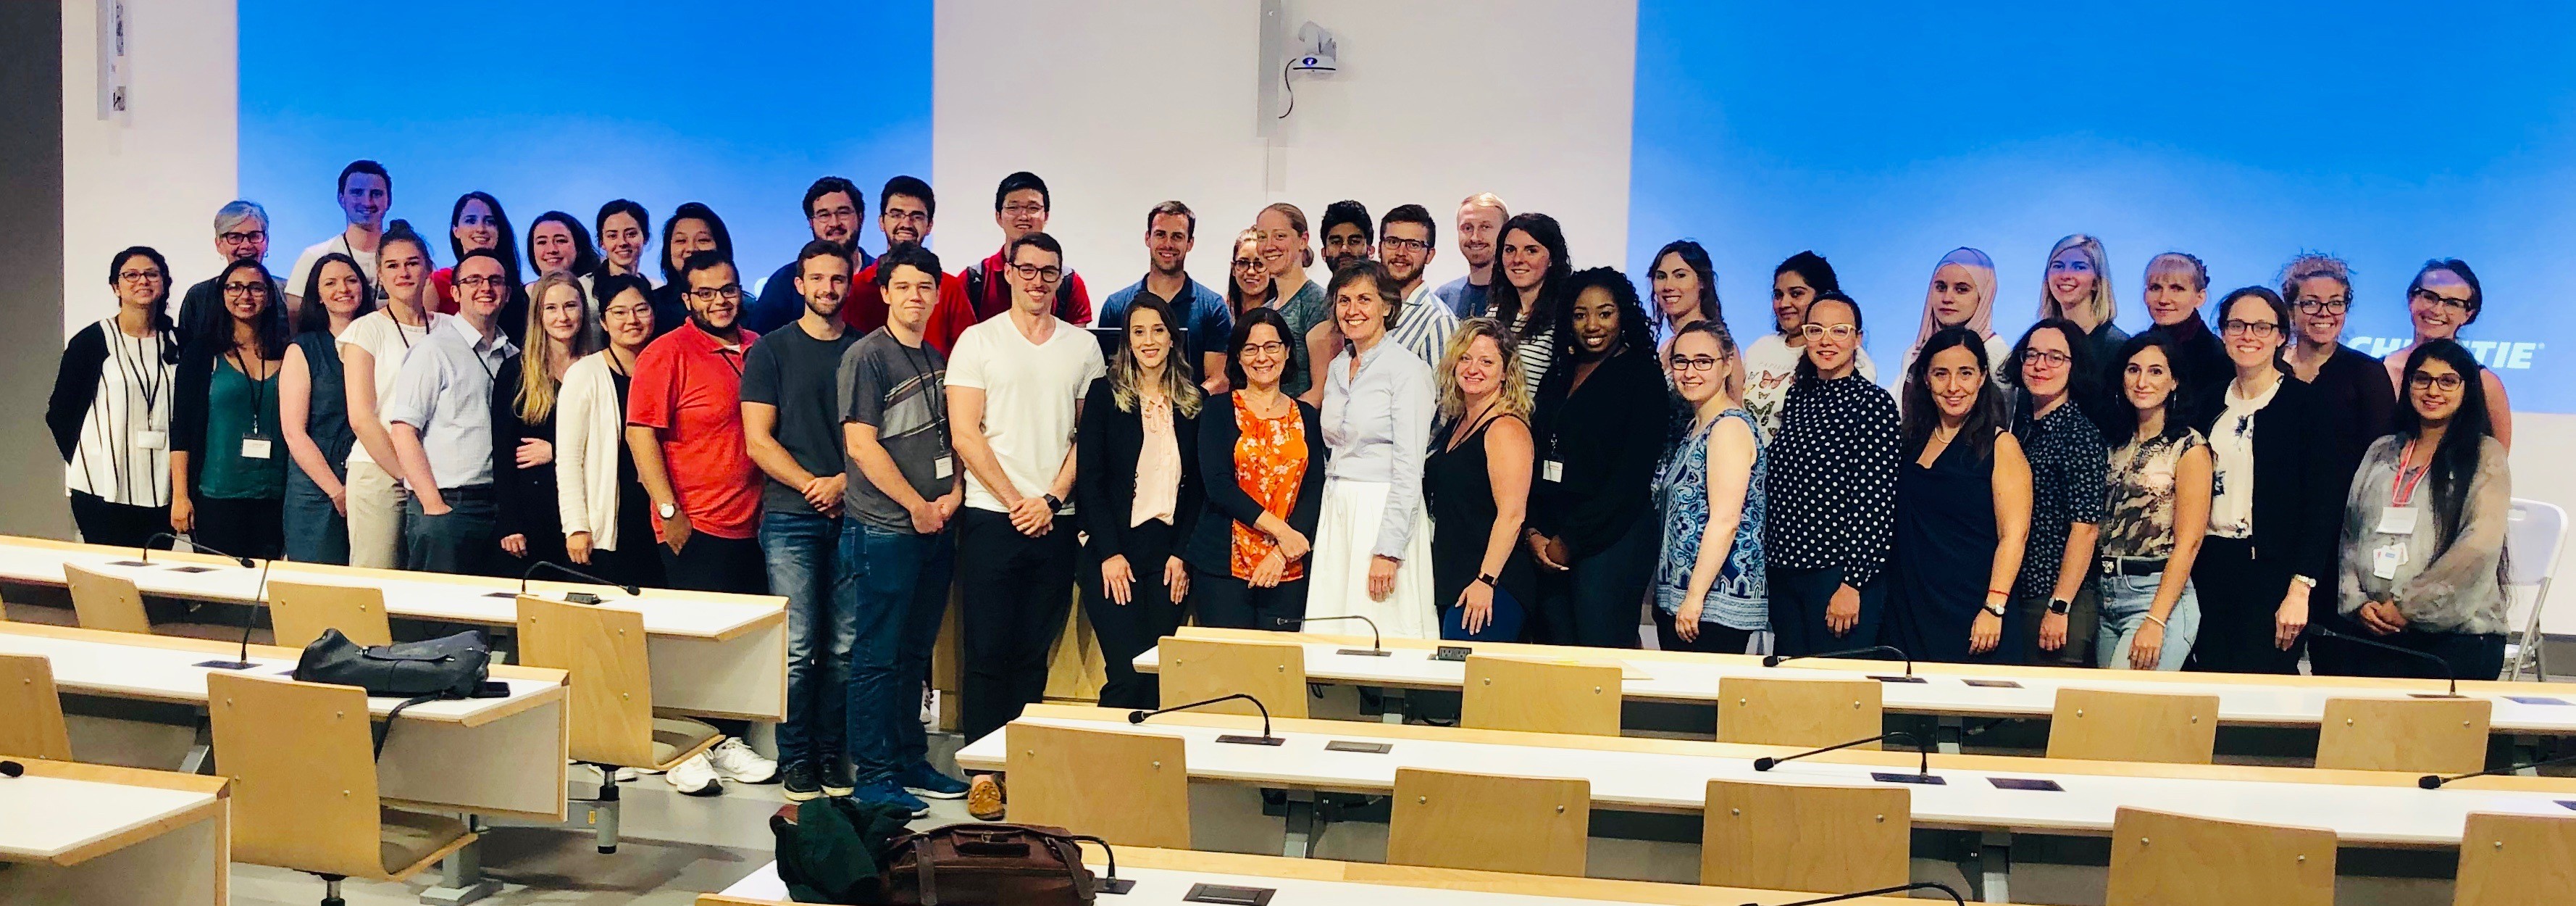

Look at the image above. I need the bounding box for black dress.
[1423,412,1536,641]
[1889,438,1999,664]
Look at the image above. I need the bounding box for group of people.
[46,159,2522,816]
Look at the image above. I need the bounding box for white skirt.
[1305,478,1439,640]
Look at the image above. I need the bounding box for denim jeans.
[843,518,955,784]
[402,486,496,575]
[2094,573,2201,670]
[764,509,853,768]
[282,467,350,565]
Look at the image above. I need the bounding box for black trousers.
[1192,569,1308,631]
[955,509,1079,745]
[1083,519,1187,710]
[193,494,284,561]
[1532,516,1656,649]
[2343,628,2507,683]
[657,532,766,594]
[1652,607,1757,654]
[2006,583,2103,667]
[71,491,170,550]
[587,492,668,590]
[1766,564,1888,657]
[2187,536,2304,674]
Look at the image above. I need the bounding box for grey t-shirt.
[740,322,858,515]
[837,329,951,532]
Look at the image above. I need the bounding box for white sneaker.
[706,738,778,784]
[666,753,722,796]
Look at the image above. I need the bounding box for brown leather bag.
[879,823,1113,906]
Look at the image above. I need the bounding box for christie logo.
[2349,336,2542,370]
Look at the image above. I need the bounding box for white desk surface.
[711,857,1923,906]
[0,623,558,725]
[1136,636,2576,735]
[959,712,2576,847]
[0,776,217,864]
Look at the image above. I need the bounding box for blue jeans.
[843,518,954,784]
[2095,573,2201,670]
[764,509,853,767]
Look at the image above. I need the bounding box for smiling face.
[317,259,365,319]
[538,282,584,346]
[1126,306,1173,373]
[1453,333,1507,400]
[2047,246,2097,309]
[1802,297,1860,375]
[1771,271,1815,333]
[2409,357,2467,423]
[113,255,164,309]
[882,264,937,332]
[1667,331,1726,404]
[339,173,388,229]
[2142,263,2204,327]
[1321,222,1371,273]
[2123,345,2177,412]
[1230,236,1269,297]
[997,188,1048,242]
[221,268,269,324]
[1570,286,1623,357]
[1497,228,1548,291]
[2409,268,2476,341]
[808,189,860,245]
[1146,212,1193,277]
[598,212,645,273]
[1255,209,1304,280]
[881,193,932,246]
[1928,262,1981,328]
[685,262,742,331]
[215,217,268,263]
[1379,220,1434,288]
[1651,251,1703,325]
[601,286,654,351]
[2221,294,2285,373]
[452,197,501,254]
[1334,273,1390,345]
[2020,326,2075,402]
[1238,323,1288,390]
[1005,244,1063,314]
[795,252,852,320]
[2291,275,2350,346]
[530,220,577,275]
[666,218,717,273]
[1925,344,1985,420]
[379,239,429,305]
[1455,202,1503,268]
[453,255,507,320]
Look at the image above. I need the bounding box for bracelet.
[2144,613,2169,628]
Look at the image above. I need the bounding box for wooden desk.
[0,534,785,720]
[701,847,1926,905]
[0,760,229,905]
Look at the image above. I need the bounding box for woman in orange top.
[1184,307,1326,628]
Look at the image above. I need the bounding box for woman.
[432,191,528,331]
[1888,328,2031,664]
[2276,253,2396,674]
[2002,319,2109,665]
[2096,333,2211,670]
[2380,259,2512,449]
[1489,213,1573,391]
[277,253,373,564]
[1762,293,1901,657]
[1185,309,1324,629]
[1424,318,1536,641]
[1076,296,1205,709]
[1525,267,1665,649]
[1653,320,1765,653]
[527,210,601,298]
[2038,234,2130,436]
[493,273,597,574]
[1742,252,1876,435]
[593,199,654,284]
[556,275,666,589]
[48,246,180,547]
[2338,340,2512,681]
[1308,262,1439,639]
[2141,252,2228,419]
[1648,240,1722,358]
[2187,288,2343,674]
[170,258,291,560]
[653,202,736,338]
[1254,204,1327,399]
[1221,227,1301,396]
[339,222,446,569]
[1900,248,2014,381]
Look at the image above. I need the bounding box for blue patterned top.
[1653,407,1768,628]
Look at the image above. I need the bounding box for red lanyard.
[2391,440,2432,506]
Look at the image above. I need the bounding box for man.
[1434,192,1509,319]
[742,240,862,802]
[626,250,779,794]
[943,233,1105,814]
[837,241,971,815]
[749,177,876,336]
[921,172,1092,353]
[1099,201,1232,390]
[1318,199,1374,273]
[1379,204,1462,366]
[287,160,393,312]
[383,249,516,577]
[841,175,938,336]
[177,200,272,336]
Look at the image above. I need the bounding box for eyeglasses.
[1001,202,1047,217]
[2021,349,2073,368]
[808,207,858,222]
[686,285,746,303]
[454,275,511,290]
[1010,262,1063,283]
[217,230,265,245]
[221,282,266,296]
[1239,341,1287,357]
[1231,258,1264,270]
[2408,372,2467,391]
[1667,355,1723,372]
[2293,299,2349,315]
[1380,236,1431,254]
[1799,323,1859,341]
[2411,288,2475,313]
[2220,319,2282,338]
[117,270,164,284]
[884,210,930,225]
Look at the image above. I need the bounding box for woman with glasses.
[170,258,293,560]
[1308,262,1439,639]
[2001,319,2109,665]
[2188,288,2343,674]
[1743,252,1875,436]
[1899,248,2013,382]
[492,273,599,573]
[1076,296,1205,708]
[2380,259,2512,449]
[49,247,182,548]
[2097,333,2211,670]
[1185,308,1324,630]
[1426,317,1537,641]
[1221,227,1303,396]
[1763,293,1901,656]
[1652,320,1766,653]
[2275,253,2396,673]
[1526,267,1666,648]
[1888,328,2031,664]
[339,222,447,568]
[277,252,374,564]
[2338,339,2512,681]
[1254,204,1327,399]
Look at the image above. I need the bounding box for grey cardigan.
[2336,434,2512,634]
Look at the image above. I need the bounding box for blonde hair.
[1259,202,1314,268]
[2037,233,2117,325]
[1458,192,1510,218]
[516,271,600,423]
[1434,317,1532,423]
[1913,246,1996,349]
[1107,296,1204,418]
[2276,252,2354,301]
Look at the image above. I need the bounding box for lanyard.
[227,349,275,436]
[2391,439,2433,506]
[117,325,165,422]
[896,340,950,454]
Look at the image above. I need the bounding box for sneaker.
[898,762,970,799]
[666,753,722,797]
[706,738,778,784]
[966,775,1005,821]
[853,778,929,818]
[820,760,857,798]
[780,762,823,802]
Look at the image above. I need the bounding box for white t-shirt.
[1741,333,1877,436]
[288,233,382,300]
[335,308,450,467]
[945,314,1107,514]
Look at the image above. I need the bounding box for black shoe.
[820,760,857,798]
[781,762,822,802]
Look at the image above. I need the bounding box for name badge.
[2376,506,2419,536]
[933,455,954,480]
[1541,460,1564,483]
[240,436,274,460]
[2372,543,2408,580]
[133,428,167,450]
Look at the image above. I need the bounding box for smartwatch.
[1473,573,1497,588]
[1042,494,1064,512]
[2046,597,2072,616]
[656,502,677,520]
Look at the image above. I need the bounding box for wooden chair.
[265,580,393,649]
[2046,688,2218,765]
[2454,812,2576,906]
[64,564,151,634]
[1156,636,1310,718]
[206,673,476,905]
[1004,723,1190,849]
[2314,697,2491,775]
[1700,778,1909,892]
[1387,767,1589,877]
[0,652,73,760]
[1714,677,1883,747]
[514,595,722,853]
[1460,655,1622,736]
[2105,807,2334,906]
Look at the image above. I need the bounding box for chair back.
[515,595,657,767]
[206,672,386,879]
[1003,723,1190,849]
[1701,778,1909,892]
[1715,676,1883,747]
[2314,697,2491,775]
[2454,812,2576,906]
[64,564,150,634]
[1460,655,1623,736]
[2506,499,2569,641]
[0,652,73,760]
[266,580,393,649]
[2046,688,2218,765]
[1157,636,1310,719]
[2105,807,2335,906]
[1388,767,1589,877]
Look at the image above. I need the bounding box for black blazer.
[1527,346,1667,559]
[2201,375,2345,583]
[1182,391,1326,576]
[1076,378,1204,561]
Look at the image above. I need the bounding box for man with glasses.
[1100,201,1231,389]
[1435,193,1509,318]
[923,172,1092,354]
[749,177,875,336]
[287,159,393,314]
[383,250,517,575]
[177,201,274,336]
[1378,204,1460,366]
[842,176,941,336]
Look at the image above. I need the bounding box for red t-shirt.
[920,246,1092,355]
[841,262,891,336]
[625,322,763,539]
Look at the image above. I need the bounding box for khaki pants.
[344,459,406,570]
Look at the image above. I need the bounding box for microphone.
[1273,615,1388,656]
[2417,752,2576,789]
[1761,644,1913,677]
[1753,731,1931,779]
[143,532,251,568]
[1741,881,1967,906]
[0,760,22,778]
[166,537,269,672]
[1128,694,1284,746]
[2313,627,2459,697]
[522,560,640,602]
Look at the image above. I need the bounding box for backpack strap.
[372,692,453,760]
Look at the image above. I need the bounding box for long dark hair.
[447,191,524,287]
[659,201,737,286]
[1489,212,1571,338]
[1901,326,2007,462]
[2004,317,2098,430]
[526,209,601,279]
[1649,239,1722,330]
[201,257,291,361]
[1108,294,1203,417]
[107,246,176,333]
[293,252,377,334]
[2112,331,2195,442]
[1552,266,1654,363]
[2393,339,2498,560]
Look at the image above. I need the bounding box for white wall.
[59,0,238,338]
[932,0,1636,297]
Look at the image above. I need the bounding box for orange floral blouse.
[1229,393,1310,580]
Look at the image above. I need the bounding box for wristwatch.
[2290,574,2317,589]
[2046,597,2073,615]
[1042,494,1064,512]
[1473,573,1497,588]
[656,502,677,520]
[1983,600,2009,618]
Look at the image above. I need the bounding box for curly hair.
[1552,266,1654,363]
[1434,317,1531,423]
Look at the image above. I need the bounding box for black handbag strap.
[372,692,454,760]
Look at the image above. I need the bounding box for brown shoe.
[967,774,1006,821]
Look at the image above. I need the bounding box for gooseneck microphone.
[147,534,270,671]
[2313,627,2460,697]
[1129,694,1283,745]
[1273,615,1388,656]
[1741,881,1967,906]
[1761,644,1913,677]
[1752,731,1931,778]
[522,560,641,602]
[2417,752,2576,789]
[143,532,253,568]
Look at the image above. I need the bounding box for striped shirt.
[1388,282,1460,369]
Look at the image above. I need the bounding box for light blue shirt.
[1389,282,1460,368]
[1320,338,1437,559]
[382,316,517,489]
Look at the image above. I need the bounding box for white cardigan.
[555,352,629,551]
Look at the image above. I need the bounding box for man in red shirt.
[627,250,766,592]
[841,175,940,337]
[920,171,1091,353]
